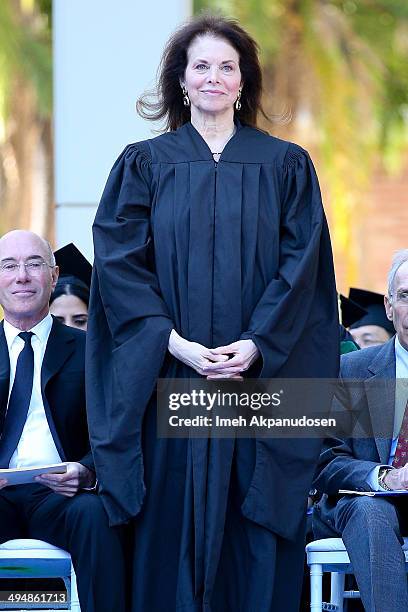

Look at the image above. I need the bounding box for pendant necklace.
[211,126,236,159]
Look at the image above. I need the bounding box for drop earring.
[181,85,190,107]
[235,87,242,111]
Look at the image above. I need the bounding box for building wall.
[357,158,408,293]
[53,0,191,260]
[331,158,408,294]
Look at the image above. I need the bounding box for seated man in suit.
[313,249,408,612]
[0,230,125,612]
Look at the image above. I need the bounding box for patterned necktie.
[392,400,408,468]
[0,332,34,468]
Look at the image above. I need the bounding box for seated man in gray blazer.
[313,249,408,612]
[0,230,125,612]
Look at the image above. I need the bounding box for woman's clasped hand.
[168,329,259,378]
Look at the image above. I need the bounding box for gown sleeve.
[239,145,340,539]
[86,143,174,526]
[241,143,339,379]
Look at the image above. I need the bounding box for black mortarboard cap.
[54,243,92,290]
[348,287,395,334]
[339,294,368,328]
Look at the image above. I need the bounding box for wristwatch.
[378,466,394,491]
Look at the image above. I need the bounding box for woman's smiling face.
[182,34,242,118]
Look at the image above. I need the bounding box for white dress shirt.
[4,313,62,468]
[366,336,408,490]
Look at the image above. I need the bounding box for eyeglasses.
[390,290,408,305]
[0,260,54,276]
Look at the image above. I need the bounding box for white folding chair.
[0,540,80,611]
[306,537,408,611]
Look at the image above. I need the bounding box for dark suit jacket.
[0,316,94,471]
[313,338,397,535]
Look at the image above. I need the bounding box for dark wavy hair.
[136,13,267,131]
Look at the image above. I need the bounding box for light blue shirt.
[366,336,408,490]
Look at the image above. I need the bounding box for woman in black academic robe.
[86,14,339,612]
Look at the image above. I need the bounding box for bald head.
[0,230,59,330]
[0,230,55,267]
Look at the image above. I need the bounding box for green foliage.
[35,0,52,30]
[0,0,52,122]
[193,0,408,160]
[332,0,408,169]
[193,0,408,283]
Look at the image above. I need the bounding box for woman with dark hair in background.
[50,282,89,330]
[87,13,339,611]
[50,243,91,331]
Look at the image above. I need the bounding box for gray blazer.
[313,338,396,535]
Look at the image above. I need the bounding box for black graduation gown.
[86,121,339,611]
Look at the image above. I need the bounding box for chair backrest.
[0,539,80,611]
[306,537,408,612]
